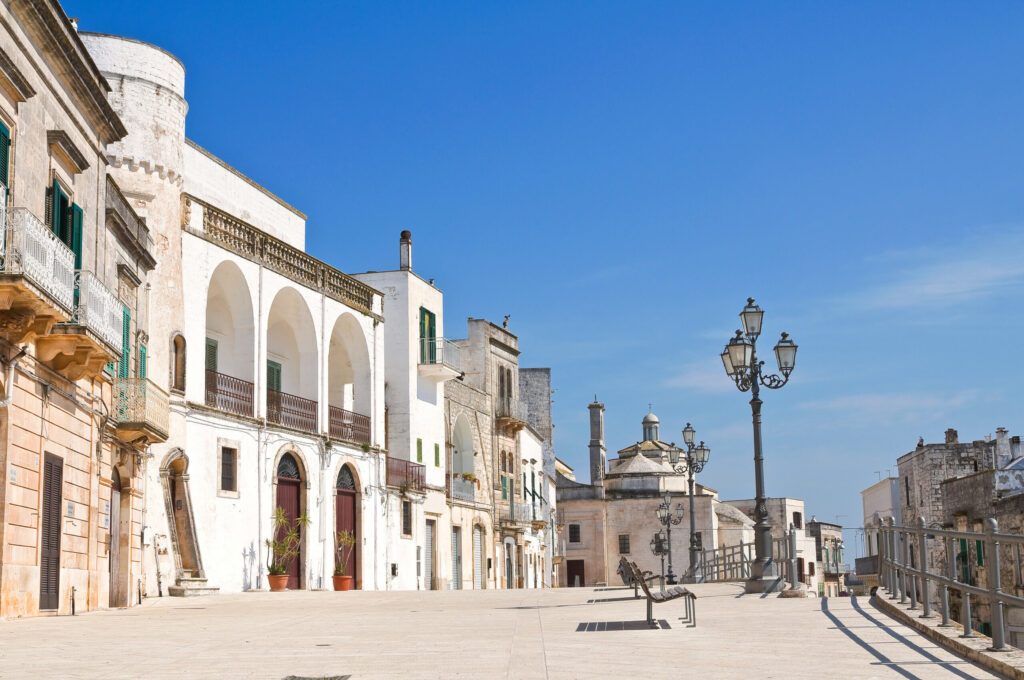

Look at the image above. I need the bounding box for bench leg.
[634,581,639,599]
[647,598,654,627]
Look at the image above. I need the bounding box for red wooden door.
[335,490,357,584]
[276,479,301,589]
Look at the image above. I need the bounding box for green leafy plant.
[266,506,310,576]
[460,472,477,483]
[398,481,410,496]
[334,530,357,576]
[360,443,371,453]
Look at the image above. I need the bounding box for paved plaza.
[0,583,1000,679]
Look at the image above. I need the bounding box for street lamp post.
[650,530,667,589]
[656,492,684,585]
[721,298,798,594]
[668,424,711,584]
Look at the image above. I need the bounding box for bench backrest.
[618,556,634,586]
[629,561,657,599]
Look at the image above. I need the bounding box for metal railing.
[879,516,1022,651]
[496,397,528,422]
[698,525,801,587]
[194,196,377,315]
[113,377,169,436]
[205,370,254,418]
[69,270,122,352]
[824,561,850,574]
[448,475,476,502]
[386,458,425,493]
[418,337,462,372]
[267,388,318,432]
[1,206,75,312]
[328,405,370,444]
[499,501,534,524]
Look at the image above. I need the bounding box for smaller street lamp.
[650,530,668,588]
[668,424,711,584]
[655,492,684,585]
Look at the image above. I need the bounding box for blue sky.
[68,1,1024,558]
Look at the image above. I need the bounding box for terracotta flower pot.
[268,574,290,592]
[333,575,354,591]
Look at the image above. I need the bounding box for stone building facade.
[0,0,166,617]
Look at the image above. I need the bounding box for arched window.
[498,369,506,399]
[500,451,506,473]
[171,334,186,391]
[337,465,355,490]
[505,368,513,399]
[278,453,300,480]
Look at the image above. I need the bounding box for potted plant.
[265,506,309,591]
[333,530,357,591]
[460,472,477,483]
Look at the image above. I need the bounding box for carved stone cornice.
[0,48,35,102]
[47,129,89,173]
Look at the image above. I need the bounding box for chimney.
[399,230,412,271]
[588,399,606,491]
[945,428,958,445]
[996,428,1011,469]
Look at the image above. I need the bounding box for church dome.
[641,410,660,442]
[642,412,660,425]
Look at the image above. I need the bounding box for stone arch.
[159,448,205,585]
[333,460,362,588]
[266,288,319,431]
[205,259,256,383]
[326,312,372,441]
[271,444,309,589]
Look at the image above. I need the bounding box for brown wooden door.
[276,478,301,589]
[335,489,357,584]
[109,469,122,608]
[40,453,63,610]
[567,559,585,588]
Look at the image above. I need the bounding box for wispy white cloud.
[843,228,1024,310]
[664,359,734,394]
[797,389,982,424]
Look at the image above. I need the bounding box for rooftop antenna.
[874,471,881,481]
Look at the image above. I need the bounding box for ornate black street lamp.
[721,298,798,593]
[656,491,684,585]
[668,424,710,584]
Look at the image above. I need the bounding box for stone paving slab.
[0,584,1002,679]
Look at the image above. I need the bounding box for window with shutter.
[117,306,131,379]
[568,524,581,544]
[416,438,423,463]
[501,475,507,499]
[138,344,147,379]
[70,203,83,270]
[48,180,70,245]
[205,338,218,373]
[266,360,282,392]
[220,447,237,492]
[0,121,9,188]
[434,443,440,467]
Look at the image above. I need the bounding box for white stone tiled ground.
[0,584,1000,679]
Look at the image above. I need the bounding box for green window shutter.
[117,306,131,379]
[501,476,507,500]
[267,360,282,392]
[138,344,147,379]
[976,539,984,567]
[434,442,440,467]
[0,121,10,188]
[416,438,423,463]
[48,179,61,234]
[70,203,83,271]
[205,338,218,373]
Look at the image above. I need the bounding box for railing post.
[907,526,918,610]
[940,535,952,627]
[917,516,931,618]
[898,528,908,605]
[985,517,1007,652]
[788,523,798,590]
[961,587,974,638]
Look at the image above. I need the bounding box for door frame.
[334,462,360,588]
[271,446,308,590]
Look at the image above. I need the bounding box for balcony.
[37,270,122,380]
[205,370,254,418]
[113,378,169,444]
[823,562,850,575]
[267,388,318,433]
[499,501,535,527]
[386,458,425,494]
[496,397,529,431]
[418,337,462,381]
[0,204,75,343]
[855,555,879,576]
[328,405,370,445]
[448,474,476,502]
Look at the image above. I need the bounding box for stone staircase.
[168,571,220,597]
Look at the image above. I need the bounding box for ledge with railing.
[448,474,476,502]
[328,405,370,444]
[698,526,802,586]
[267,388,318,433]
[496,397,529,423]
[499,501,535,525]
[205,370,255,418]
[113,377,170,442]
[65,270,122,353]
[386,457,425,493]
[0,205,75,313]
[879,517,1024,650]
[855,554,880,576]
[188,195,379,316]
[418,337,462,374]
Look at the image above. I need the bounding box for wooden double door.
[276,477,302,590]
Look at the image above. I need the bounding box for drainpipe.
[0,346,27,408]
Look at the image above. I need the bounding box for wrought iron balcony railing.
[1,206,75,312]
[68,270,122,353]
[499,501,535,525]
[419,337,462,372]
[448,474,475,502]
[205,370,254,418]
[496,397,529,423]
[113,377,169,441]
[267,388,318,433]
[328,405,370,444]
[386,457,425,493]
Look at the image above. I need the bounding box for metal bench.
[618,556,658,597]
[628,561,697,628]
